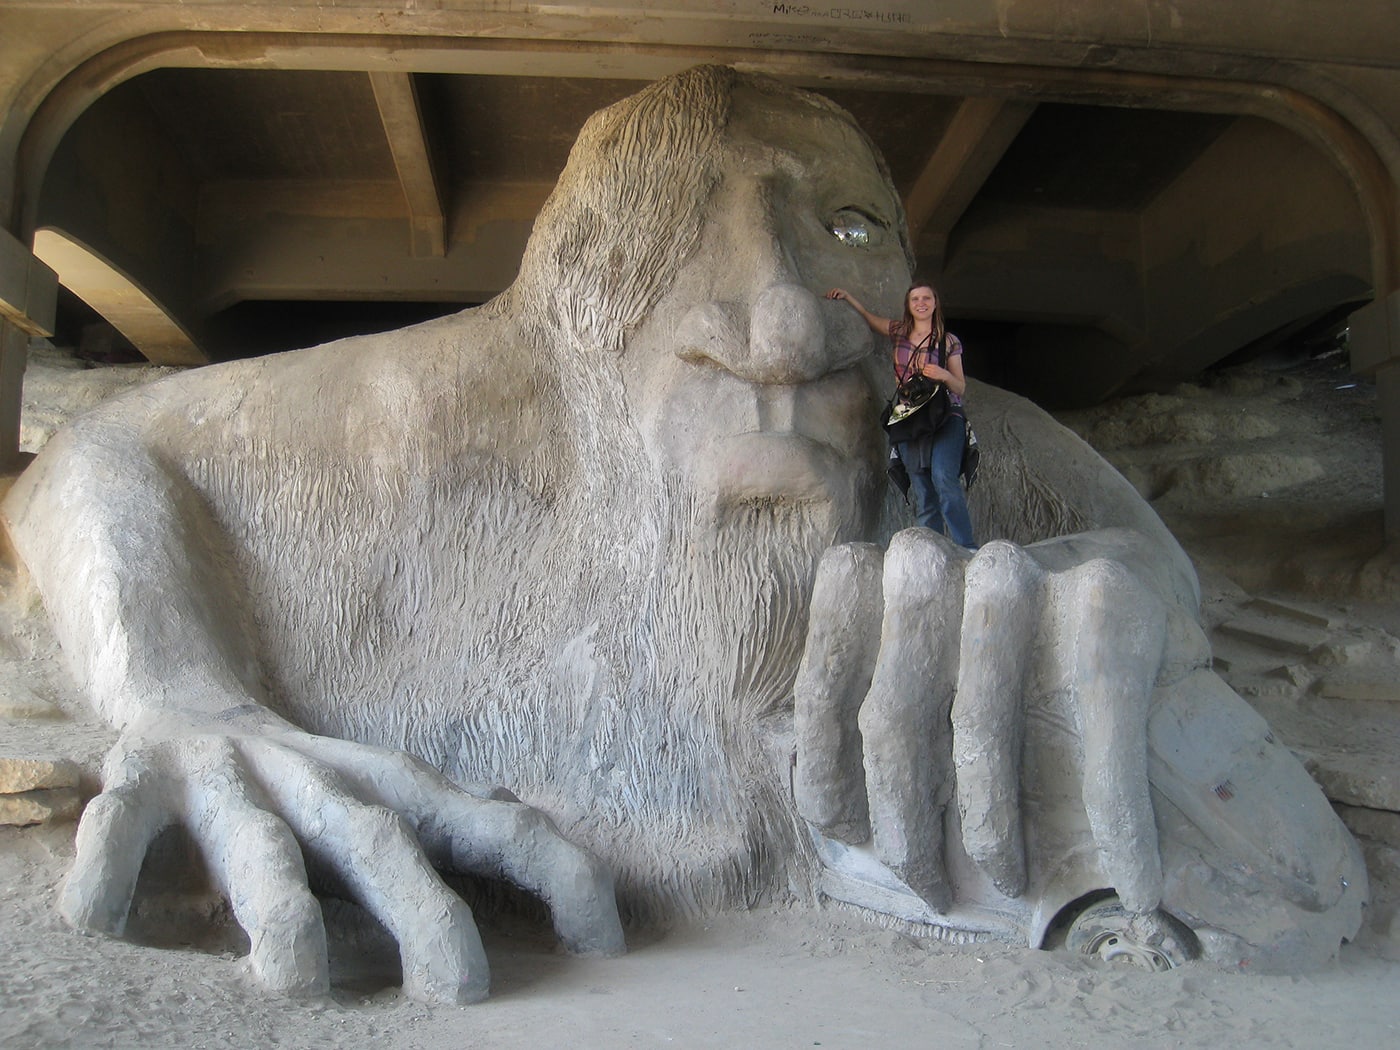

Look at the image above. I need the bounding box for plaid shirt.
[890,320,963,407]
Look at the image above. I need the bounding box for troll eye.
[826,208,885,249]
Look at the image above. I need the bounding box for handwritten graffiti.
[771,4,913,24]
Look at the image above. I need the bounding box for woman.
[827,281,975,548]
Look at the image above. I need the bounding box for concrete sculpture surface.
[1,66,1365,1000]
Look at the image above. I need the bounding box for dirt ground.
[2,345,1399,1049]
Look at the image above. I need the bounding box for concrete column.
[1379,362,1400,545]
[0,228,58,468]
[1350,289,1400,544]
[0,321,26,465]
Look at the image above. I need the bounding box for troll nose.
[680,283,835,384]
[750,283,830,381]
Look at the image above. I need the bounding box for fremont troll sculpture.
[2,66,1364,1000]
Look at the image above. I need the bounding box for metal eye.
[827,208,877,248]
[830,222,869,247]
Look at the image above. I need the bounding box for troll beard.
[231,357,873,919]
[507,481,846,921]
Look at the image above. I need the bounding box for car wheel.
[1063,896,1197,971]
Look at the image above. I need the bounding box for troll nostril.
[676,301,744,366]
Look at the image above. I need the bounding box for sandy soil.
[3,346,1400,1049]
[3,839,1399,1050]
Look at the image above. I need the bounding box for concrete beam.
[904,98,1036,269]
[32,230,206,366]
[193,179,553,313]
[12,28,1397,306]
[369,72,446,259]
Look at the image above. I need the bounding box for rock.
[1245,596,1334,629]
[1303,750,1400,813]
[1335,804,1400,848]
[1216,614,1327,656]
[0,755,81,794]
[1336,805,1400,948]
[1249,696,1400,812]
[0,680,63,720]
[1312,639,1383,667]
[1316,678,1400,703]
[0,787,82,826]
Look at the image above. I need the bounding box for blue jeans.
[898,415,975,547]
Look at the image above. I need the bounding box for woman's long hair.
[901,280,946,348]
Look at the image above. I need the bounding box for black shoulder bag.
[881,332,950,444]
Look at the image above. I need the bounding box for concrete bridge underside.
[1,2,1398,539]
